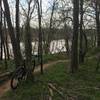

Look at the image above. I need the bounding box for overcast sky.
[7,0,52,27]
[7,0,95,28]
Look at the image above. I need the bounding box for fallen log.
[0,71,12,84]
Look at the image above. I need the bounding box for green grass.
[0,53,67,73]
[0,60,15,73]
[1,57,100,100]
[86,47,100,57]
[43,52,67,63]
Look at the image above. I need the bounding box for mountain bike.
[10,59,36,90]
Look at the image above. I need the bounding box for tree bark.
[70,0,79,73]
[45,0,56,54]
[79,0,84,63]
[95,0,100,47]
[25,19,32,76]
[24,0,33,77]
[16,0,21,54]
[4,14,10,60]
[0,0,3,60]
[3,0,22,67]
[37,0,43,74]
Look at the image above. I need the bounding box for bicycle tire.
[10,67,25,89]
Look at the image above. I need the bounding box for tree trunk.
[45,0,56,54]
[25,20,33,79]
[25,19,32,71]
[79,0,84,63]
[3,0,22,67]
[16,0,21,55]
[0,0,3,60]
[64,24,70,56]
[3,36,8,69]
[70,0,79,73]
[4,15,10,60]
[95,0,100,47]
[37,0,43,74]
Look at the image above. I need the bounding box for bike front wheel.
[10,68,25,90]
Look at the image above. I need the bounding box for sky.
[7,0,51,27]
[7,0,95,28]
[20,0,49,11]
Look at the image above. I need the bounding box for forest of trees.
[0,0,100,99]
[0,0,99,72]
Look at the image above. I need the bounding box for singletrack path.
[0,55,96,98]
[0,60,67,97]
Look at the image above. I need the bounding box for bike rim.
[12,78,19,88]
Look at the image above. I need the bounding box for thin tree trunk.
[4,15,10,60]
[95,0,100,47]
[2,10,8,68]
[37,0,43,74]
[0,0,3,60]
[79,0,84,63]
[45,0,56,54]
[70,0,79,73]
[3,37,8,69]
[64,24,70,56]
[16,0,21,55]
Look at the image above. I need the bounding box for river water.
[3,39,72,58]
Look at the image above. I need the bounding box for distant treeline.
[5,27,96,42]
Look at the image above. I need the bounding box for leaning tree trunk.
[70,0,79,73]
[3,0,22,67]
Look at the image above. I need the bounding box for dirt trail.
[0,80,10,97]
[0,55,96,98]
[0,60,67,98]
